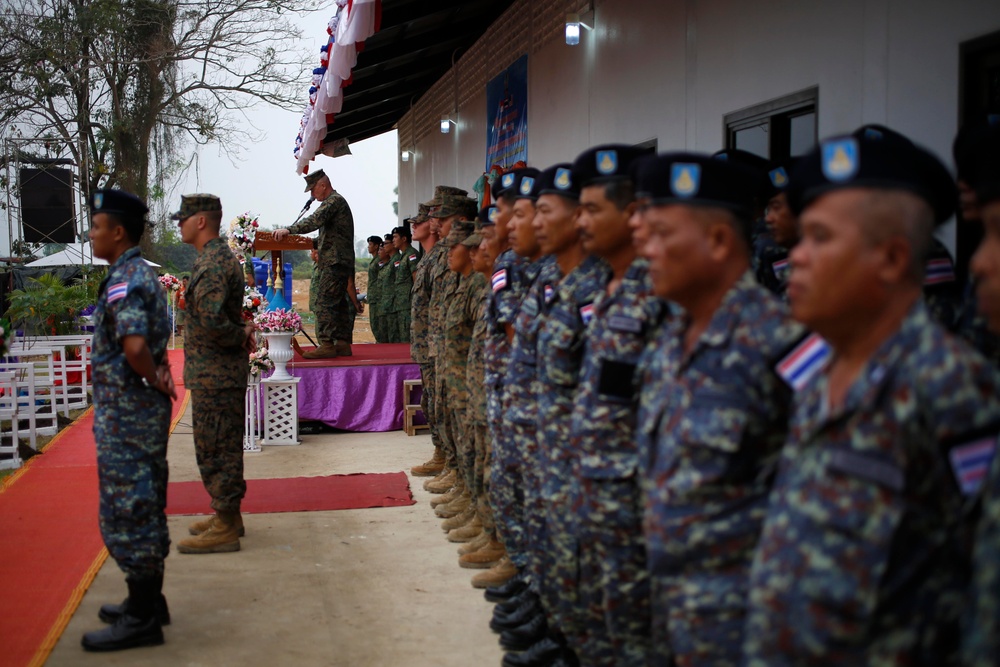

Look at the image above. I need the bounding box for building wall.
[396,0,1000,250]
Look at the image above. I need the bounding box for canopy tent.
[24,242,160,268]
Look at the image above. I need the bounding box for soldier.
[565,145,660,667]
[274,169,355,358]
[82,189,175,652]
[759,157,798,298]
[364,236,384,342]
[743,131,1000,665]
[376,235,396,342]
[962,120,1000,667]
[173,194,254,555]
[390,225,418,343]
[631,154,803,665]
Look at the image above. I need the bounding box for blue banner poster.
[486,54,528,171]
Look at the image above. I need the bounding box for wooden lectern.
[252,231,314,300]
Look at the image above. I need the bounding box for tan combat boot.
[461,538,506,569]
[424,469,456,493]
[470,553,516,586]
[441,505,476,531]
[457,531,490,555]
[448,515,482,543]
[429,485,462,509]
[332,341,353,357]
[177,511,241,554]
[435,491,471,518]
[411,447,445,477]
[188,512,245,537]
[302,342,340,359]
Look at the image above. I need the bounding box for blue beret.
[512,168,542,201]
[477,205,500,226]
[571,144,646,187]
[634,152,760,217]
[535,163,580,199]
[89,188,148,220]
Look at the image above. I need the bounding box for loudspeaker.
[19,167,76,243]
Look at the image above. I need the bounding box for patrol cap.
[461,232,483,248]
[477,205,500,226]
[431,194,479,220]
[492,168,537,200]
[633,152,760,218]
[89,189,149,220]
[422,185,468,209]
[513,168,542,201]
[303,168,327,192]
[535,163,581,200]
[366,235,382,245]
[441,220,476,248]
[787,128,957,224]
[170,193,222,221]
[572,144,646,188]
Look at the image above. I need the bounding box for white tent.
[24,242,160,268]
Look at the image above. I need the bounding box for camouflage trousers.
[448,397,476,498]
[514,415,544,590]
[433,357,457,471]
[94,389,171,579]
[371,305,389,343]
[315,266,353,345]
[965,451,1000,667]
[418,362,444,455]
[191,388,247,513]
[490,388,528,569]
[653,570,743,667]
[392,306,411,343]
[472,420,495,534]
[571,475,652,667]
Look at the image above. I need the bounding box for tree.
[0,0,320,250]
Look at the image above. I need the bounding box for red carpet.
[0,349,188,667]
[166,472,414,515]
[291,341,414,368]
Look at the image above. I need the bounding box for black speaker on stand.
[19,166,76,244]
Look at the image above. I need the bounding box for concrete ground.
[46,398,505,666]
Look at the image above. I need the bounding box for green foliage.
[4,272,101,336]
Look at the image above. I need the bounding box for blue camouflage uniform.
[569,258,664,667]
[744,301,1000,666]
[92,246,172,579]
[534,254,607,637]
[640,271,802,665]
[965,446,1000,667]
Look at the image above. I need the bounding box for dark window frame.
[724,86,819,160]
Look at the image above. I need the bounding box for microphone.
[300,197,315,214]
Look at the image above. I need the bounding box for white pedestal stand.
[261,377,301,446]
[243,374,262,453]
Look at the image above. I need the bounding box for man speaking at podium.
[274,169,356,358]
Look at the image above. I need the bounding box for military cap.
[170,193,222,221]
[383,233,393,243]
[477,205,500,226]
[764,156,797,197]
[441,220,476,248]
[392,225,412,240]
[512,168,542,201]
[422,185,468,209]
[366,235,382,245]
[491,168,537,200]
[535,163,581,199]
[303,169,327,192]
[787,128,957,224]
[633,152,760,218]
[89,189,149,220]
[431,194,479,220]
[712,148,775,203]
[572,144,646,187]
[461,232,484,248]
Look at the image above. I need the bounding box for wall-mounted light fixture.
[566,7,594,46]
[440,114,456,134]
[401,149,412,162]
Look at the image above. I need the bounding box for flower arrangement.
[0,317,11,358]
[253,308,301,333]
[243,286,265,321]
[159,274,181,292]
[248,348,274,376]
[228,212,259,264]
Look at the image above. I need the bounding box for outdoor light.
[566,9,594,46]
[401,149,410,162]
[440,115,455,134]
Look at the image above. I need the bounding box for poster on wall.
[485,54,528,172]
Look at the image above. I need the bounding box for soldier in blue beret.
[757,157,798,298]
[630,152,804,665]
[744,130,1000,665]
[82,189,176,652]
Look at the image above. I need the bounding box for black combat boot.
[82,577,165,651]
[99,572,170,625]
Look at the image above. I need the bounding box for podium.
[253,231,315,302]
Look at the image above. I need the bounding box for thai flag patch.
[492,269,508,293]
[949,436,997,496]
[776,333,831,391]
[924,258,955,285]
[580,303,595,325]
[772,258,790,275]
[544,284,555,303]
[107,282,129,303]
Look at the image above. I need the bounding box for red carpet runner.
[167,472,415,515]
[0,349,188,667]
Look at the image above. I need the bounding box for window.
[724,87,818,161]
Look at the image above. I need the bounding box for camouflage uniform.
[92,246,172,579]
[569,259,664,667]
[411,242,447,458]
[640,272,802,665]
[744,301,1000,666]
[185,237,250,514]
[468,277,494,535]
[366,257,384,342]
[391,243,419,343]
[955,283,1000,366]
[754,237,790,300]
[923,238,963,330]
[534,255,607,636]
[429,246,461,471]
[965,450,1000,667]
[287,190,355,345]
[491,254,548,572]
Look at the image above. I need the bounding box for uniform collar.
[112,245,142,268]
[673,270,758,356]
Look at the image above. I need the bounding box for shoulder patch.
[580,303,595,324]
[394,261,401,267]
[492,269,508,293]
[924,257,956,286]
[776,332,831,391]
[949,435,997,496]
[544,284,555,304]
[772,257,790,274]
[408,254,419,261]
[107,282,129,303]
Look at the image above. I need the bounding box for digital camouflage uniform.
[366,257,384,342]
[491,253,547,572]
[429,246,460,471]
[744,301,1000,666]
[411,242,447,457]
[185,237,250,514]
[534,254,606,636]
[754,236,790,300]
[955,282,1000,366]
[965,449,1000,667]
[468,277,494,536]
[444,270,488,498]
[391,243,419,343]
[376,255,396,342]
[287,190,355,345]
[923,238,963,331]
[504,256,558,585]
[569,259,664,667]
[92,246,172,579]
[641,272,802,665]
